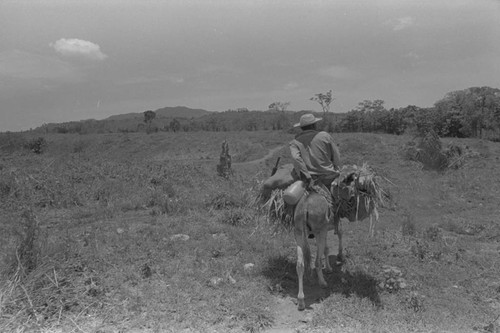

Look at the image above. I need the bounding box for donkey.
[293,192,344,311]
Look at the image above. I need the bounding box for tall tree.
[143,110,156,124]
[310,90,334,115]
[434,87,500,138]
[143,110,156,133]
[353,99,386,132]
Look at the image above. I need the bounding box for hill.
[106,106,212,121]
[32,106,215,133]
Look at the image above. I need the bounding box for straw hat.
[294,113,323,128]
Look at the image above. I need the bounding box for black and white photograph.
[1,1,499,332]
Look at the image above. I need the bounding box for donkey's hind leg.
[334,215,345,265]
[324,236,333,273]
[314,227,329,288]
[295,228,307,311]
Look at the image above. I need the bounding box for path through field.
[232,145,285,167]
[232,143,331,332]
[233,144,365,332]
[231,144,286,177]
[264,276,327,333]
[262,233,344,333]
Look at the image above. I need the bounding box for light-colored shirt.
[290,130,341,180]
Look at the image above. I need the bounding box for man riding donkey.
[263,114,382,310]
[262,114,384,310]
[262,113,341,215]
[290,114,340,191]
[262,113,344,310]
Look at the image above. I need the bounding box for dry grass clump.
[417,130,446,170]
[13,210,43,276]
[0,210,103,332]
[23,137,47,154]
[402,130,475,170]
[206,177,263,227]
[442,141,477,169]
[207,192,245,210]
[1,259,103,332]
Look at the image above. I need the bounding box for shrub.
[219,208,253,226]
[424,225,442,242]
[149,177,176,198]
[207,192,244,210]
[147,189,170,214]
[24,137,47,154]
[405,291,425,312]
[401,211,416,237]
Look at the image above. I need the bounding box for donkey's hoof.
[297,298,306,311]
[336,254,346,265]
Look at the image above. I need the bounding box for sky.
[1,0,499,132]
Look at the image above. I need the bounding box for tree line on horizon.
[32,86,500,141]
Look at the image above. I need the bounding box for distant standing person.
[290,114,341,188]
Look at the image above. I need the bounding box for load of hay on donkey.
[260,162,387,233]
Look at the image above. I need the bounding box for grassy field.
[1,130,499,333]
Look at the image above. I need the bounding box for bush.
[219,208,253,226]
[401,211,416,237]
[24,137,46,154]
[207,192,244,210]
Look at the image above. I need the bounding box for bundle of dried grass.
[263,188,296,231]
[443,142,474,169]
[264,163,386,230]
[403,130,473,170]
[332,163,385,223]
[415,130,448,170]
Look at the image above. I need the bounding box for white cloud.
[50,38,107,61]
[404,51,421,67]
[392,16,415,31]
[320,65,358,80]
[283,81,299,90]
[118,75,185,86]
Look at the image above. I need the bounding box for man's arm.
[327,135,341,170]
[289,140,311,181]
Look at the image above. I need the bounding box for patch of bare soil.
[262,233,346,333]
[264,295,313,333]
